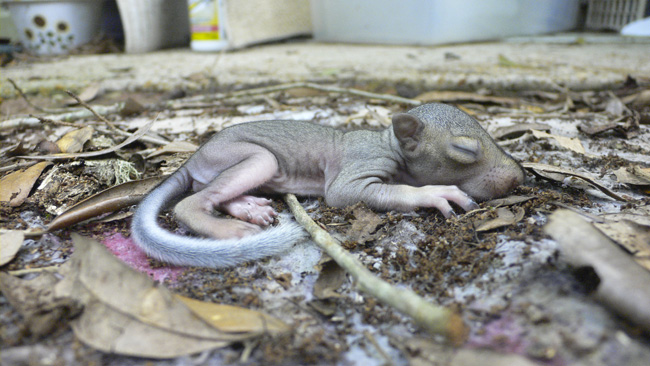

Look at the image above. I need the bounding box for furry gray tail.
[130,176,307,268]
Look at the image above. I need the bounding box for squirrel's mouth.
[460,164,525,201]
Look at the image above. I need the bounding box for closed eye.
[452,143,479,157]
[446,137,481,164]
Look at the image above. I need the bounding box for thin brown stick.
[0,161,40,173]
[164,82,422,110]
[7,78,70,114]
[31,114,79,127]
[65,90,117,130]
[285,194,468,344]
[8,78,48,113]
[0,103,124,131]
[8,265,60,276]
[18,116,156,160]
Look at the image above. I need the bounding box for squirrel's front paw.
[422,185,479,218]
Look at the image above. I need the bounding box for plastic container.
[586,0,649,31]
[116,0,190,54]
[311,0,581,45]
[3,0,104,55]
[188,0,228,51]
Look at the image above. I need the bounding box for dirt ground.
[1,36,650,366]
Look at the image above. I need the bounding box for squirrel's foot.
[221,195,277,226]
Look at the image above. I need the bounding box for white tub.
[4,0,104,55]
[311,0,581,45]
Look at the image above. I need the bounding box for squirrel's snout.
[469,160,525,201]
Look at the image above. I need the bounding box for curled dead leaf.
[119,97,145,116]
[63,83,100,106]
[415,90,518,106]
[19,118,154,160]
[523,162,627,202]
[56,126,94,153]
[0,270,81,337]
[46,176,166,232]
[475,207,525,232]
[492,123,550,140]
[484,195,533,208]
[313,259,347,300]
[0,162,52,206]
[544,210,650,333]
[594,219,650,271]
[613,166,650,187]
[49,234,284,358]
[0,231,25,266]
[146,141,199,159]
[346,203,383,244]
[531,130,589,156]
[177,295,289,334]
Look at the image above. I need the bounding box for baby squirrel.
[131,103,524,268]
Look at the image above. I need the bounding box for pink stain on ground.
[101,232,185,283]
[468,314,529,354]
[467,314,566,366]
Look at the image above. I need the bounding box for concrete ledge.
[2,38,650,98]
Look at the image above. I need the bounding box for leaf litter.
[1,79,650,365]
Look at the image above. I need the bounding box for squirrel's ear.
[392,113,424,152]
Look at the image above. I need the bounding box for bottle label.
[189,0,221,41]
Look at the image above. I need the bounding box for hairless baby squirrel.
[131,103,524,268]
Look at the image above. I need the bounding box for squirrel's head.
[392,103,525,201]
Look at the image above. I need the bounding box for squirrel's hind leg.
[174,149,279,239]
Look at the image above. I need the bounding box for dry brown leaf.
[346,203,383,244]
[0,162,52,206]
[20,118,154,160]
[578,121,620,136]
[415,90,518,106]
[313,259,347,300]
[72,299,230,358]
[600,204,650,226]
[146,141,199,159]
[0,231,25,266]
[531,130,588,156]
[56,126,94,153]
[119,97,146,116]
[484,195,533,208]
[545,210,650,333]
[48,234,277,358]
[46,176,166,232]
[63,83,101,106]
[613,166,650,187]
[285,87,328,98]
[523,162,627,202]
[0,270,81,337]
[177,295,289,334]
[475,207,525,232]
[594,220,650,271]
[622,89,650,108]
[492,123,550,140]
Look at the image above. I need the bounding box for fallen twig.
[8,265,60,276]
[165,82,421,110]
[0,103,124,131]
[18,116,155,160]
[30,114,79,127]
[7,78,71,114]
[0,161,40,173]
[284,194,467,344]
[65,90,118,130]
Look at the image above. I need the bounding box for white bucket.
[4,0,104,55]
